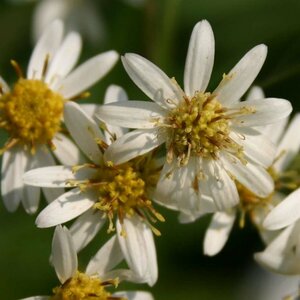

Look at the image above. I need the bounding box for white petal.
[263,188,300,230]
[104,128,165,165]
[36,188,96,228]
[27,20,64,79]
[122,53,183,109]
[21,297,49,300]
[64,101,104,164]
[52,225,77,283]
[43,187,65,203]
[113,291,154,300]
[184,20,214,95]
[245,86,265,101]
[52,133,84,166]
[116,216,158,286]
[96,101,165,129]
[232,98,292,127]
[201,159,239,210]
[214,45,267,105]
[274,113,300,172]
[221,154,274,198]
[1,147,27,212]
[203,210,236,256]
[0,76,10,93]
[86,235,123,276]
[104,84,128,104]
[59,51,119,98]
[69,209,105,252]
[231,131,275,168]
[46,32,82,85]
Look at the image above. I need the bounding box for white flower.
[96,20,292,214]
[0,20,118,214]
[20,225,154,300]
[23,86,160,286]
[203,87,300,256]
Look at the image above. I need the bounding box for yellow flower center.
[165,91,246,166]
[0,78,64,152]
[50,272,125,300]
[69,153,164,235]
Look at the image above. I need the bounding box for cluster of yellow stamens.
[69,153,164,235]
[50,271,124,300]
[165,91,248,166]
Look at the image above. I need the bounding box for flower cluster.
[1,5,299,299]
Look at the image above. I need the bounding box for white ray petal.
[46,32,82,85]
[52,225,77,284]
[69,209,105,252]
[104,128,165,165]
[96,101,165,129]
[116,216,158,286]
[263,188,300,230]
[59,51,119,98]
[122,54,183,109]
[27,20,64,79]
[232,98,292,127]
[184,20,214,96]
[64,101,104,164]
[1,147,27,212]
[0,76,10,93]
[104,84,128,104]
[36,188,96,228]
[204,210,236,256]
[214,45,267,105]
[43,187,65,203]
[86,235,123,276]
[21,297,49,300]
[245,86,265,101]
[274,114,300,172]
[53,133,84,166]
[221,154,274,198]
[113,291,154,300]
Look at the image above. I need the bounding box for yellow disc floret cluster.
[166,91,244,166]
[50,272,115,300]
[0,78,64,151]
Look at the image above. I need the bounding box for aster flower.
[0,20,118,213]
[203,87,300,256]
[23,86,161,286]
[96,20,292,214]
[20,225,154,300]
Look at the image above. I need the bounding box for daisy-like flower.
[96,20,292,214]
[20,225,154,300]
[203,87,300,256]
[0,20,118,213]
[23,86,160,286]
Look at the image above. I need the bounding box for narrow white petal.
[53,133,84,166]
[263,188,300,230]
[36,188,96,228]
[113,291,154,300]
[221,154,274,198]
[274,114,300,172]
[1,147,27,212]
[43,187,65,203]
[245,86,265,101]
[103,269,145,283]
[204,211,236,256]
[86,235,123,276]
[69,209,105,252]
[52,225,77,283]
[0,76,10,93]
[122,53,183,109]
[201,159,239,210]
[21,297,49,300]
[184,20,214,95]
[64,102,104,164]
[116,216,158,286]
[104,84,128,103]
[27,20,64,79]
[232,98,292,127]
[104,128,165,165]
[214,45,267,105]
[178,211,198,224]
[59,51,119,98]
[46,32,82,84]
[231,131,275,168]
[96,101,165,129]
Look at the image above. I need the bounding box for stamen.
[10,60,24,78]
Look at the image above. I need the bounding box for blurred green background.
[0,0,300,299]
